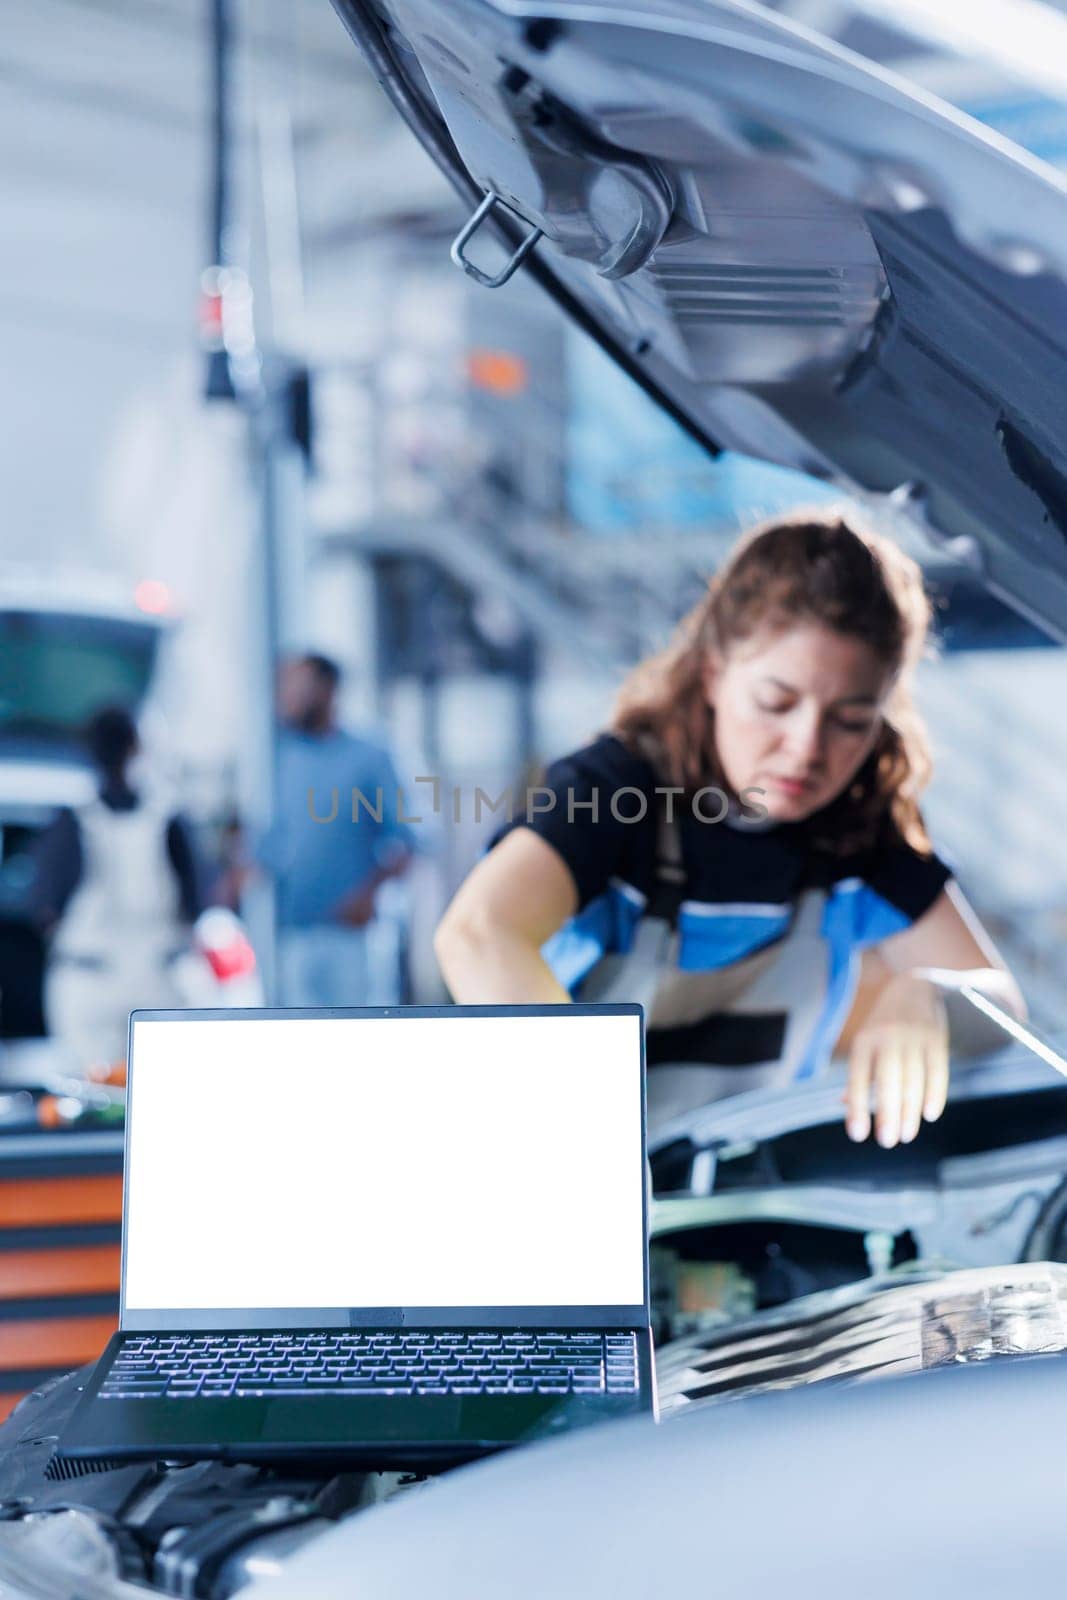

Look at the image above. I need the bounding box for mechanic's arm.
[434,829,577,1004]
[332,843,414,927]
[166,814,207,923]
[843,882,1026,1148]
[24,809,82,934]
[332,748,419,926]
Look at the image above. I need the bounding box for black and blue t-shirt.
[498,734,953,1132]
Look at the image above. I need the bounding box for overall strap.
[610,812,682,1010]
[646,811,686,926]
[575,814,682,1010]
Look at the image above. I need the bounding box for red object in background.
[134,578,173,616]
[193,908,258,983]
[199,279,225,346]
[203,938,257,982]
[466,348,529,395]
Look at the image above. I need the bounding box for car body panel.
[648,1045,1067,1158]
[332,0,1067,638]
[656,1259,1067,1408]
[243,1334,1067,1599]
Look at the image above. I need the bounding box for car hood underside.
[332,0,1067,639]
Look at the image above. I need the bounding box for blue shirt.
[260,727,414,929]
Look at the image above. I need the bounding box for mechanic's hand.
[332,885,378,927]
[844,973,949,1147]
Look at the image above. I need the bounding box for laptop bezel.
[119,1004,649,1333]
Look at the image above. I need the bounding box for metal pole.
[244,400,284,1004]
[203,0,287,1002]
[210,0,228,270]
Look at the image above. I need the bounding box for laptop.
[57,1004,655,1469]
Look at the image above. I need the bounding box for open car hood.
[331,0,1067,639]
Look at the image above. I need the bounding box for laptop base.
[57,1331,656,1472]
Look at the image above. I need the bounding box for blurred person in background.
[435,513,1027,1150]
[28,706,205,1067]
[258,653,414,1008]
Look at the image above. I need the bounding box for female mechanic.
[434,513,1027,1149]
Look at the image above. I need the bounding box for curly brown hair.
[611,509,937,857]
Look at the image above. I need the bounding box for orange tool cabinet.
[0,1131,124,1420]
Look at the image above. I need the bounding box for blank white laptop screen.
[123,1014,645,1311]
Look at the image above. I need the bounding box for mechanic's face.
[277,661,332,732]
[705,622,891,821]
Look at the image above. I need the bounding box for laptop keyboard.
[100,1331,639,1399]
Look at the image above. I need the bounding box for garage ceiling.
[0,0,454,567]
[4,0,1067,569]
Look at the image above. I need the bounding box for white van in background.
[0,564,173,815]
[0,569,261,1050]
[0,566,174,1041]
